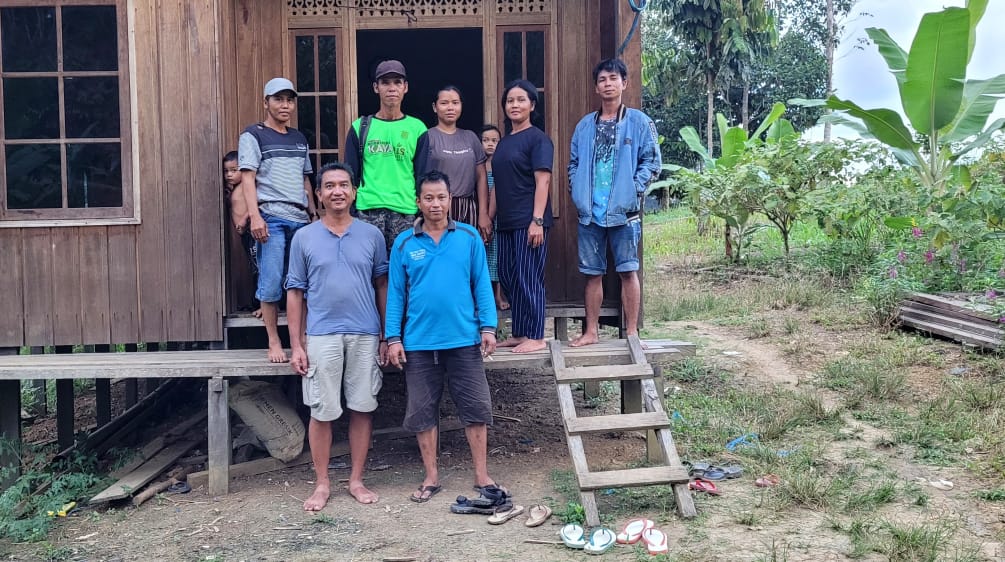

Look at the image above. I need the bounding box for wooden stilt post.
[207,376,230,495]
[28,347,46,416]
[0,348,20,490]
[56,379,75,451]
[95,379,112,427]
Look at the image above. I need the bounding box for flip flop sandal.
[641,527,669,555]
[559,523,586,549]
[702,467,727,481]
[722,465,744,479]
[450,496,507,515]
[525,504,552,527]
[686,461,710,477]
[487,504,525,525]
[167,481,192,494]
[471,486,510,507]
[755,474,781,488]
[409,484,442,503]
[689,478,721,496]
[616,517,655,544]
[583,527,617,555]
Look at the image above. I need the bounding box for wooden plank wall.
[0,1,225,348]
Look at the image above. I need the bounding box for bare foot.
[348,481,379,504]
[252,308,262,319]
[569,333,599,347]
[512,339,546,353]
[303,483,330,511]
[267,343,289,363]
[497,336,527,348]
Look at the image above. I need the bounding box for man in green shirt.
[345,60,427,251]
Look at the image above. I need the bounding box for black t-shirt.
[492,126,554,231]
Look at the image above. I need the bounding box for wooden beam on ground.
[56,379,74,451]
[108,410,208,479]
[0,357,20,489]
[189,440,352,490]
[83,380,180,459]
[88,438,200,504]
[207,376,230,495]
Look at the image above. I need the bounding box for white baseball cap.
[264,77,297,97]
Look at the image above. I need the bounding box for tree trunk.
[706,70,715,155]
[823,0,835,142]
[741,80,750,131]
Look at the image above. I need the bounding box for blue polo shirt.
[386,220,496,351]
[286,220,388,336]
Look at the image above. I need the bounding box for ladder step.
[565,412,670,435]
[579,466,690,490]
[555,363,654,383]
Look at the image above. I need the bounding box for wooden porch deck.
[0,339,695,496]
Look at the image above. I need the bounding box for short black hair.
[592,58,628,83]
[417,170,451,196]
[480,124,501,137]
[222,151,238,164]
[316,162,356,189]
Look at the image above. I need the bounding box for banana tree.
[796,0,1005,194]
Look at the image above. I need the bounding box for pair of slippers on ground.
[410,483,507,505]
[560,518,667,555]
[686,461,743,496]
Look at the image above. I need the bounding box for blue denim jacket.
[568,106,662,226]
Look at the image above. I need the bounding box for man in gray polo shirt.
[286,162,388,511]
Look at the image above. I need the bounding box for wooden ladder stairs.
[550,336,696,525]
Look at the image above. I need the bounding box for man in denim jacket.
[568,58,662,347]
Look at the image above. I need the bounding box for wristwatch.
[532,216,544,226]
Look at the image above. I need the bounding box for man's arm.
[303,177,317,220]
[413,131,429,193]
[475,162,490,241]
[373,274,389,365]
[286,288,308,374]
[633,116,663,194]
[344,125,362,185]
[384,242,407,368]
[567,125,580,190]
[239,132,267,242]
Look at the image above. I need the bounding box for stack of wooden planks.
[898,292,1003,350]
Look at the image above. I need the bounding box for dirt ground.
[5,280,1005,561]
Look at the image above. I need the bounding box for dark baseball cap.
[374,60,407,81]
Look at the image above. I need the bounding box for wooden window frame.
[288,29,345,178]
[0,0,135,227]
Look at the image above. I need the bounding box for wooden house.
[0,0,645,351]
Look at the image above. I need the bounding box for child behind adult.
[223,151,261,317]
[479,125,508,311]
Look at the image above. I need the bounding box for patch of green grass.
[666,356,725,384]
[747,317,771,338]
[880,520,955,562]
[782,317,800,335]
[819,356,906,402]
[774,468,848,510]
[974,488,1005,501]
[843,480,898,512]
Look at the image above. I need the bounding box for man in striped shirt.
[240,77,318,363]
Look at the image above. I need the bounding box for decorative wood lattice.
[288,0,342,17]
[497,0,550,14]
[356,0,480,17]
[288,0,552,18]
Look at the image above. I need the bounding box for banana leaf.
[902,7,970,134]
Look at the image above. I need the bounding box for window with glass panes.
[498,26,547,134]
[0,2,131,221]
[292,30,341,183]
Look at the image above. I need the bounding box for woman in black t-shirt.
[492,80,554,354]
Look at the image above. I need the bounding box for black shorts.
[403,344,493,432]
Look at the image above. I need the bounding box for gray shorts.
[403,344,493,432]
[303,334,382,422]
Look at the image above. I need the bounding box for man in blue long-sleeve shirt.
[386,170,501,503]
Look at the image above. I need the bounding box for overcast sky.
[805,0,1005,140]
